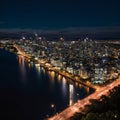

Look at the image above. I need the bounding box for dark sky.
[0,0,120,30]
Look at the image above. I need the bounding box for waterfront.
[0,49,94,120]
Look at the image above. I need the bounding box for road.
[13,44,31,59]
[13,44,120,120]
[48,77,120,120]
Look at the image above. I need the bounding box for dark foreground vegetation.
[70,85,120,120]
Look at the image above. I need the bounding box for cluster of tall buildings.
[1,37,120,85]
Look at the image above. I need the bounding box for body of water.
[0,49,94,120]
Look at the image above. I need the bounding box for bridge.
[48,77,120,120]
[13,44,31,59]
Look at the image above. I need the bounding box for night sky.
[0,0,120,30]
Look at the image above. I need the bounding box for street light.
[51,104,56,115]
[51,104,55,108]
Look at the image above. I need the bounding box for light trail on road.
[13,44,120,120]
[13,44,31,59]
[48,77,120,120]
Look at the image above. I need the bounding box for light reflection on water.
[75,82,79,87]
[28,61,92,104]
[0,49,94,120]
[62,77,67,97]
[57,74,62,83]
[35,64,41,76]
[47,71,55,85]
[18,57,92,98]
[18,55,26,82]
[18,56,93,117]
[28,63,30,69]
[42,67,45,74]
[69,84,74,106]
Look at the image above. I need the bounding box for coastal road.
[48,77,120,120]
[13,44,31,59]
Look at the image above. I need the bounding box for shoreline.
[38,62,96,90]
[3,45,120,120]
[13,44,96,90]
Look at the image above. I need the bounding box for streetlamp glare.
[51,104,55,108]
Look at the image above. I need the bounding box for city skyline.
[1,37,120,119]
[1,0,120,120]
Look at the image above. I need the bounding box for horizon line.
[0,26,120,33]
